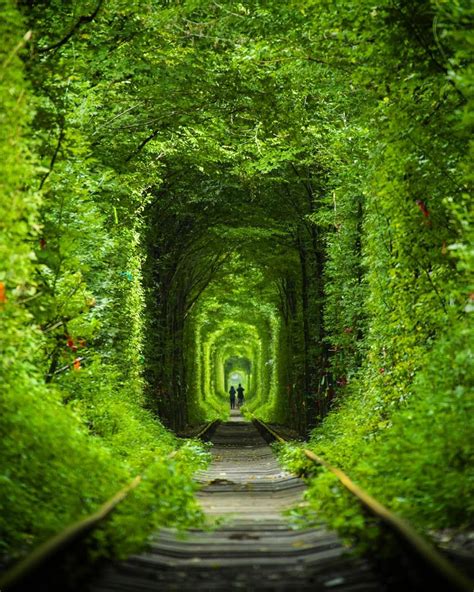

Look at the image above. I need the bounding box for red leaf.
[67,337,78,352]
[416,199,430,217]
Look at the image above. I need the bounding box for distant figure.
[237,383,245,407]
[229,385,236,409]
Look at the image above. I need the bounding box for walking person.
[236,383,245,408]
[229,385,236,409]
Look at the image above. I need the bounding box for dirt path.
[90,411,382,591]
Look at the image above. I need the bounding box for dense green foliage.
[1,0,472,563]
[276,0,474,541]
[0,0,210,565]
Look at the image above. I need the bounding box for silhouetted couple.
[229,384,244,409]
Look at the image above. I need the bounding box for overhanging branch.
[38,0,104,54]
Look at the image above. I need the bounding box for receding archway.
[225,356,252,393]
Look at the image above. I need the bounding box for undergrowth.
[280,322,474,549]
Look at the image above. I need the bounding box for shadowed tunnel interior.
[142,193,313,432]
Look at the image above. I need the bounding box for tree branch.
[39,127,64,191]
[125,128,161,162]
[38,0,104,54]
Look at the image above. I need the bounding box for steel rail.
[252,416,473,592]
[0,476,141,591]
[194,418,221,439]
[0,419,218,591]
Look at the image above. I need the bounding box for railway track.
[89,410,381,591]
[1,410,472,591]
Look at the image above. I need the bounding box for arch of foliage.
[1,0,472,563]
